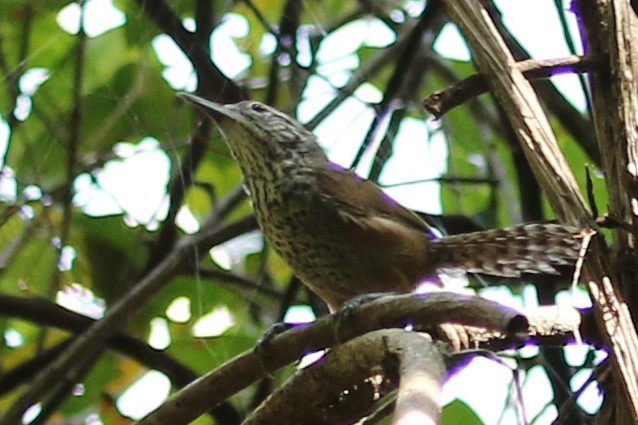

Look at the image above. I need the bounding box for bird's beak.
[177,92,242,123]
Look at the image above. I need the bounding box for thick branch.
[243,330,442,425]
[137,292,590,425]
[392,332,445,425]
[442,0,638,421]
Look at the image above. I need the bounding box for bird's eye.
[251,103,268,113]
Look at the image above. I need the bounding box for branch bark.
[441,0,638,422]
[137,291,589,425]
[423,55,600,117]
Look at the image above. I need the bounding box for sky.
[1,0,602,423]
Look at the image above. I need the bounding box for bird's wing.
[313,162,434,237]
[308,162,435,296]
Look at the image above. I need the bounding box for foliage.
[0,0,627,424]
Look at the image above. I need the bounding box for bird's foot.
[333,292,398,342]
[253,321,295,361]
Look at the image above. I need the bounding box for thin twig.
[423,55,601,117]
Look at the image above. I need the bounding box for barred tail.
[429,223,587,277]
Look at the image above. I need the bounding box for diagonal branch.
[134,0,246,102]
[423,55,601,117]
[441,0,638,420]
[0,294,242,424]
[243,330,445,425]
[0,214,256,425]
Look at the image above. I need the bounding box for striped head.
[179,94,328,180]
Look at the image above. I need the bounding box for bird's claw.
[253,321,295,360]
[333,292,398,342]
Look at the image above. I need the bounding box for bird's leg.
[253,322,298,360]
[332,292,400,343]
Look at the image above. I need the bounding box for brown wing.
[314,162,433,235]
[313,162,435,274]
[303,163,437,305]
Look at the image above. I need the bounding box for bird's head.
[178,93,328,178]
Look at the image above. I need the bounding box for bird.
[179,93,586,312]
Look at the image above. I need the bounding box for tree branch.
[0,293,242,424]
[0,214,255,425]
[134,0,246,102]
[442,0,638,420]
[137,291,591,424]
[423,55,600,117]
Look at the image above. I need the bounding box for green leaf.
[71,214,146,303]
[442,399,484,425]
